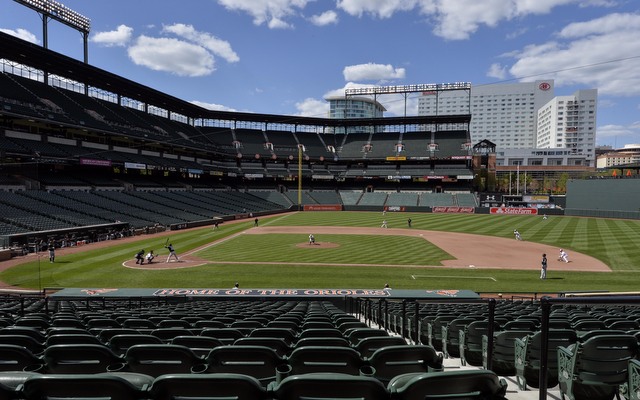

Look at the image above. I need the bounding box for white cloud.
[127,36,215,77]
[343,63,406,82]
[191,100,238,112]
[295,98,329,117]
[336,0,608,40]
[0,28,38,44]
[91,25,133,47]
[506,12,640,96]
[596,123,640,145]
[337,0,417,19]
[163,23,239,63]
[487,63,508,80]
[323,82,372,98]
[216,0,311,29]
[309,10,339,26]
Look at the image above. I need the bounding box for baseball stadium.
[0,3,640,400]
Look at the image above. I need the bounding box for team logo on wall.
[81,289,119,296]
[539,82,551,91]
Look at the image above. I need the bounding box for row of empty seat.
[0,369,508,400]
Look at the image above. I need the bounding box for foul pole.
[298,144,303,211]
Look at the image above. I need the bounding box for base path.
[248,226,611,272]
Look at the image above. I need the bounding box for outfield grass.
[1,211,639,292]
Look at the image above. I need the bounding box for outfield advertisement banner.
[490,207,538,215]
[50,288,480,299]
[304,205,342,211]
[432,206,475,214]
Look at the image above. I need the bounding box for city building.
[596,144,640,168]
[326,96,386,133]
[418,80,555,149]
[536,89,597,165]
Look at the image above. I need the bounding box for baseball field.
[1,211,639,293]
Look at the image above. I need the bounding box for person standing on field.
[165,243,179,263]
[540,253,547,279]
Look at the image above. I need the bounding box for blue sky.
[1,0,639,147]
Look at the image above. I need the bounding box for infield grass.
[1,211,639,293]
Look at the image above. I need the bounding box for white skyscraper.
[536,89,597,163]
[418,80,556,148]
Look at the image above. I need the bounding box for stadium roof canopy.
[0,32,470,128]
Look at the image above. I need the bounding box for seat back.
[204,345,282,387]
[234,337,290,357]
[200,328,245,345]
[558,334,639,400]
[121,318,156,329]
[442,318,476,358]
[294,337,351,348]
[124,344,203,377]
[460,321,496,367]
[43,344,124,374]
[22,374,143,400]
[346,328,389,346]
[575,334,638,384]
[149,373,267,400]
[356,336,407,358]
[273,373,388,400]
[298,328,343,339]
[171,336,224,357]
[388,370,508,400]
[0,335,44,355]
[0,328,45,343]
[287,346,364,376]
[45,334,102,346]
[108,334,163,356]
[368,345,443,385]
[485,330,532,376]
[515,329,578,389]
[0,345,42,372]
[248,328,297,345]
[150,328,194,343]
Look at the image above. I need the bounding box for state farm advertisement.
[490,207,538,215]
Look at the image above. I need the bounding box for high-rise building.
[536,89,597,163]
[326,96,385,133]
[418,80,555,149]
[326,96,386,119]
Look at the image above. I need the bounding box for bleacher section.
[307,191,341,204]
[234,129,272,159]
[339,191,362,206]
[419,192,455,207]
[385,192,419,207]
[283,190,317,206]
[358,192,388,207]
[456,193,478,207]
[248,191,291,208]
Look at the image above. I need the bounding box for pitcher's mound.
[296,242,340,249]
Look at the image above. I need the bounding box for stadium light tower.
[13,0,91,63]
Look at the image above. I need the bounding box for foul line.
[411,274,497,282]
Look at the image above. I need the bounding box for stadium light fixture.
[345,82,471,96]
[14,0,91,32]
